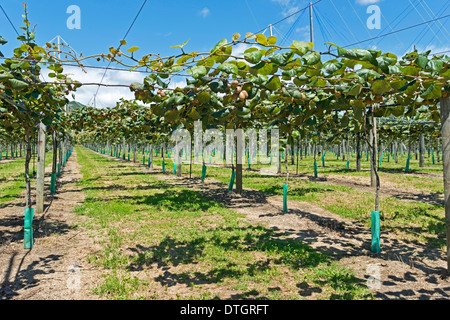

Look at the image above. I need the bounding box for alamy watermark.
[366,263,381,290]
[66,260,81,291]
[67,5,81,30]
[366,5,381,30]
[170,121,280,173]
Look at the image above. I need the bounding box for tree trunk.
[356,133,361,171]
[419,134,425,167]
[439,95,450,273]
[25,127,32,209]
[370,112,380,211]
[235,128,243,194]
[36,122,46,214]
[52,131,58,175]
[369,118,378,188]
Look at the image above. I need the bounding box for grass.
[126,151,446,249]
[0,151,54,205]
[75,146,372,300]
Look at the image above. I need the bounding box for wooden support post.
[370,117,378,188]
[439,95,450,273]
[36,122,46,213]
[419,134,425,168]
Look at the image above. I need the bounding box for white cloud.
[270,0,292,6]
[295,26,310,42]
[282,6,300,24]
[42,65,146,108]
[355,0,381,5]
[231,42,258,58]
[198,7,210,18]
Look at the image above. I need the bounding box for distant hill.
[66,101,87,112]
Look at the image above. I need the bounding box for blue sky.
[1,0,449,107]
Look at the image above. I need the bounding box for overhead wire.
[334,14,450,50]
[328,0,358,43]
[407,0,443,46]
[418,0,449,41]
[0,4,20,36]
[404,1,450,53]
[90,0,148,107]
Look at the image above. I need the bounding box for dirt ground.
[0,149,103,300]
[1,150,449,300]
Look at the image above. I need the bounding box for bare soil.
[0,149,103,300]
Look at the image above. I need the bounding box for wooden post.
[419,134,425,167]
[356,132,361,171]
[439,95,450,273]
[369,117,378,188]
[36,122,46,214]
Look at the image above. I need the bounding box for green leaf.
[210,39,228,53]
[126,46,140,53]
[254,62,274,76]
[170,39,190,49]
[0,36,7,45]
[322,61,344,75]
[371,79,391,95]
[267,36,277,45]
[255,34,267,45]
[291,41,313,56]
[232,33,241,41]
[416,55,429,69]
[208,79,228,93]
[218,62,238,75]
[243,50,263,64]
[356,68,380,80]
[8,78,28,90]
[0,72,13,82]
[186,65,207,79]
[425,59,444,72]
[268,51,294,66]
[344,83,362,96]
[264,76,281,91]
[421,83,442,99]
[302,51,321,66]
[197,91,211,104]
[401,66,419,76]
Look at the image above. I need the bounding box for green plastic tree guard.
[228,170,236,191]
[321,154,325,167]
[379,156,382,167]
[283,184,288,213]
[346,160,349,169]
[57,163,61,177]
[143,156,145,165]
[50,173,56,194]
[174,162,177,175]
[432,150,435,164]
[314,161,318,178]
[405,155,410,173]
[371,211,381,253]
[24,207,34,249]
[201,165,207,183]
[162,160,166,173]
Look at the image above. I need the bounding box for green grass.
[0,151,54,205]
[76,146,372,300]
[131,151,445,249]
